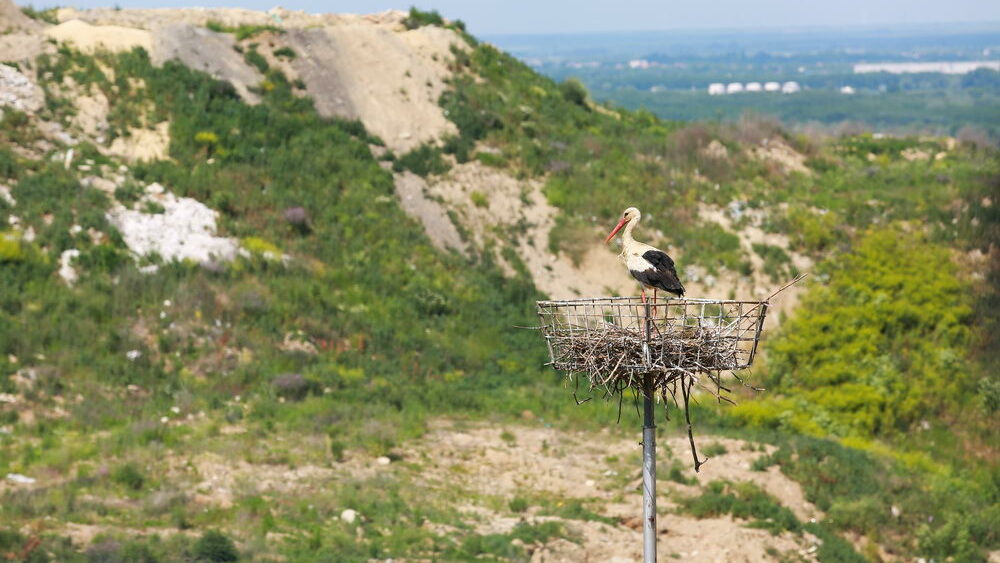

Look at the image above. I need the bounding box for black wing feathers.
[638,250,685,296]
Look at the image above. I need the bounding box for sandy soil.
[400,421,824,562]
[45,19,152,53]
[413,161,634,298]
[0,0,38,31]
[393,170,468,254]
[750,139,812,176]
[150,23,262,105]
[47,6,461,154]
[107,121,170,162]
[282,22,460,152]
[691,203,812,328]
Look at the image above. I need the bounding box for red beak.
[604,217,627,244]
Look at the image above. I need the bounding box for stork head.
[604,207,641,244]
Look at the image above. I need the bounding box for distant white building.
[764,81,781,92]
[708,83,726,95]
[853,61,1000,74]
[781,81,801,94]
[726,82,744,94]
[628,59,651,69]
[745,82,762,92]
[840,85,856,95]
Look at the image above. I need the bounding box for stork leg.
[653,289,657,318]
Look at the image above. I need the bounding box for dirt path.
[400,420,824,562]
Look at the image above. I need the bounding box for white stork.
[604,207,685,306]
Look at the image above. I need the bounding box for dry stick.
[681,376,706,472]
[766,272,809,301]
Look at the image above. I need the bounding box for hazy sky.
[58,0,1000,35]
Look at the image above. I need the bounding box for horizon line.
[480,20,1000,38]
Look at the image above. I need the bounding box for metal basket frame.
[537,296,768,379]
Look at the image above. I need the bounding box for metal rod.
[642,376,656,563]
[642,302,657,563]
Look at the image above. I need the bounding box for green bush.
[679,480,800,535]
[403,7,444,30]
[243,48,268,73]
[20,4,59,24]
[760,228,974,436]
[193,530,239,562]
[112,463,145,491]
[392,144,450,177]
[559,78,589,107]
[508,496,529,513]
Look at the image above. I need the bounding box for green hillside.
[0,11,997,562]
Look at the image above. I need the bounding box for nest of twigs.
[538,297,768,396]
[536,277,807,470]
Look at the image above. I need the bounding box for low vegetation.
[0,11,997,561]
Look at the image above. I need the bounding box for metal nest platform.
[534,276,805,563]
[536,296,768,397]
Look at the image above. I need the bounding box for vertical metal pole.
[642,303,657,563]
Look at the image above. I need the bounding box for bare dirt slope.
[399,420,825,562]
[48,5,461,153]
[401,161,636,298]
[0,0,48,64]
[282,23,459,153]
[150,23,263,104]
[0,0,36,31]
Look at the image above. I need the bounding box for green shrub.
[272,46,296,60]
[0,231,25,262]
[112,463,145,491]
[403,7,444,30]
[193,530,238,562]
[559,78,589,107]
[703,442,728,456]
[508,496,528,513]
[764,228,974,436]
[243,48,268,73]
[20,5,58,24]
[470,191,488,208]
[392,144,450,177]
[679,480,800,535]
[205,21,282,40]
[752,242,795,282]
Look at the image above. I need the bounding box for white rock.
[0,185,15,207]
[376,456,391,466]
[58,249,81,286]
[0,65,44,113]
[340,508,358,523]
[126,350,142,361]
[6,473,35,485]
[105,183,238,265]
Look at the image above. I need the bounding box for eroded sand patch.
[403,161,634,298]
[45,19,152,53]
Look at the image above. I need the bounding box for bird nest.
[537,297,767,389]
[537,296,770,471]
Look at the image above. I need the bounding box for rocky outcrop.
[150,23,263,104]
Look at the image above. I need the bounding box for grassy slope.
[0,19,996,561]
[430,39,1000,559]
